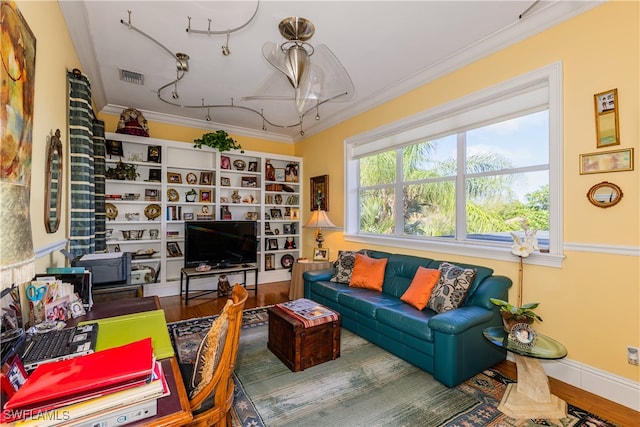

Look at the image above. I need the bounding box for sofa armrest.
[428,306,495,335]
[303,269,334,282]
[466,275,512,310]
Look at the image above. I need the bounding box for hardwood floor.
[158,282,638,426]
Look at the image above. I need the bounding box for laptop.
[1,323,99,372]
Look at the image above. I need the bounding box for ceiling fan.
[244,17,355,120]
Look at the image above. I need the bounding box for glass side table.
[483,326,568,420]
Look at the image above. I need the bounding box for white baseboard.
[507,354,640,411]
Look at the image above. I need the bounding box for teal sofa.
[303,250,512,387]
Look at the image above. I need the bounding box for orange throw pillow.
[401,267,441,310]
[349,254,388,292]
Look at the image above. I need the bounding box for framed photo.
[148,168,161,182]
[220,156,231,170]
[145,188,159,201]
[220,177,231,186]
[183,212,194,220]
[264,253,275,271]
[200,171,213,185]
[199,189,212,202]
[167,172,182,183]
[283,223,291,234]
[285,162,299,182]
[147,145,161,163]
[594,88,620,148]
[579,148,634,174]
[246,211,259,221]
[275,168,286,182]
[310,175,329,211]
[45,296,70,321]
[313,247,329,261]
[270,208,282,219]
[267,238,279,250]
[167,242,183,257]
[186,172,197,184]
[241,176,257,187]
[106,140,124,157]
[248,161,258,172]
[290,208,300,220]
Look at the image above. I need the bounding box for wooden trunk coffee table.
[267,299,341,372]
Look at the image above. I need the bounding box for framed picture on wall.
[310,175,329,211]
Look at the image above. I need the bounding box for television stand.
[179,264,258,305]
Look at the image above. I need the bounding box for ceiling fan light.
[284,44,310,89]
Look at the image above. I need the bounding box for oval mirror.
[587,181,623,208]
[44,129,63,233]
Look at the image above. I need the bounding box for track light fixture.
[120,6,353,136]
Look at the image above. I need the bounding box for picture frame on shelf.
[310,175,329,211]
[248,161,258,172]
[183,212,194,220]
[167,172,182,183]
[186,172,197,184]
[285,162,299,182]
[147,145,161,163]
[313,247,329,261]
[241,176,257,187]
[167,242,183,257]
[220,177,231,186]
[290,207,300,220]
[200,171,213,185]
[221,156,231,170]
[145,188,159,201]
[267,238,279,250]
[148,168,161,182]
[246,212,259,221]
[199,189,212,202]
[579,148,634,174]
[283,223,291,234]
[270,208,282,219]
[265,253,275,271]
[106,140,124,157]
[275,168,286,182]
[594,88,620,148]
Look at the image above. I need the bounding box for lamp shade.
[304,210,337,229]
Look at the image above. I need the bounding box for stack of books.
[1,338,169,426]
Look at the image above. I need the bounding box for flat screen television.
[184,220,258,268]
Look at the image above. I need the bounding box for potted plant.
[193,130,243,153]
[490,298,543,332]
[105,161,139,180]
[185,188,197,202]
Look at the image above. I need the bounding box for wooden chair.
[181,285,248,427]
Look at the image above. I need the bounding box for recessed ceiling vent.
[119,68,144,85]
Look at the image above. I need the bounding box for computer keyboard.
[23,328,74,363]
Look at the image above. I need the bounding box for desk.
[483,326,567,420]
[289,261,333,300]
[69,297,192,426]
[180,264,258,305]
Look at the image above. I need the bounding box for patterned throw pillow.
[190,299,232,397]
[426,262,477,313]
[330,250,371,283]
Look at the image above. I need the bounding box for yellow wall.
[298,1,639,382]
[21,1,639,384]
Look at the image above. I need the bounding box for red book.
[3,338,154,414]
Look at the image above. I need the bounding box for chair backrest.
[188,284,248,427]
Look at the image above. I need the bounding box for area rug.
[168,309,618,427]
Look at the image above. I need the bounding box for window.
[345,63,563,267]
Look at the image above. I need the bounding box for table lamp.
[304,210,337,248]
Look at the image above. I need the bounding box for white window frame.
[344,62,564,268]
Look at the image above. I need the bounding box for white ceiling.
[60,1,601,142]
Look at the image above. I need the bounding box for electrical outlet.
[628,346,639,365]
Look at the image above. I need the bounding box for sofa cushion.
[376,304,437,342]
[400,267,441,310]
[330,250,371,283]
[338,290,402,318]
[427,262,477,313]
[349,254,388,291]
[309,280,357,303]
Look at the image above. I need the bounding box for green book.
[80,309,174,359]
